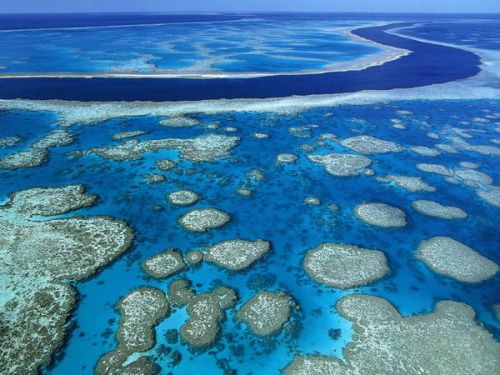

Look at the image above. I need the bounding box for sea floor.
[1,99,499,374]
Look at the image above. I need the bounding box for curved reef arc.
[0,23,481,101]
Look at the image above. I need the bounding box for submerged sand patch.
[304,197,321,206]
[253,133,270,139]
[284,294,500,375]
[236,188,253,197]
[304,243,389,289]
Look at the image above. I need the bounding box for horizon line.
[1,10,500,15]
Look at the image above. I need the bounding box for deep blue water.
[0,13,250,30]
[399,20,500,50]
[2,12,499,31]
[1,100,499,374]
[0,23,482,101]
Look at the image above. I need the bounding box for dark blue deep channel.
[0,23,481,101]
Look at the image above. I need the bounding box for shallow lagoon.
[0,19,380,75]
[0,99,498,374]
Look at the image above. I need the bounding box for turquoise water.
[0,19,379,75]
[1,99,498,374]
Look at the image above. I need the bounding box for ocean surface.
[0,12,499,375]
[0,18,379,74]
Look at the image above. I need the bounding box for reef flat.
[376,175,436,192]
[160,116,200,128]
[0,136,21,147]
[304,243,389,289]
[143,173,166,183]
[178,208,230,232]
[0,93,498,374]
[237,291,295,336]
[111,130,148,141]
[308,153,372,177]
[415,160,499,209]
[417,237,498,283]
[412,200,467,219]
[204,239,271,270]
[417,163,494,188]
[142,249,186,279]
[416,163,454,176]
[0,185,133,375]
[0,130,73,170]
[477,186,500,207]
[340,135,403,154]
[354,202,407,228]
[277,153,298,164]
[180,287,237,347]
[185,250,203,266]
[97,287,169,374]
[167,190,200,206]
[156,159,176,171]
[167,279,196,307]
[6,184,97,217]
[284,295,500,375]
[71,134,239,162]
[410,145,441,157]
